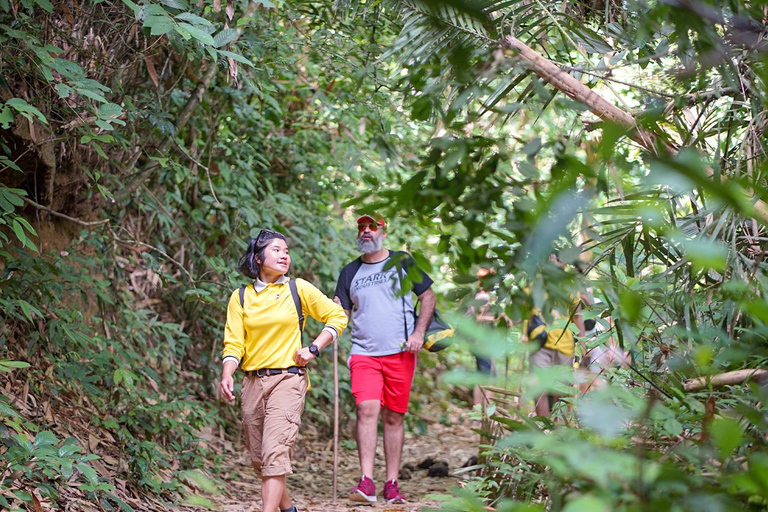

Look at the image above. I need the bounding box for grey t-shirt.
[334,251,433,357]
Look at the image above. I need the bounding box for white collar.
[253,275,289,293]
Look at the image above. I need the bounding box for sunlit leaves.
[577,387,642,438]
[668,233,729,272]
[709,417,743,461]
[0,360,31,372]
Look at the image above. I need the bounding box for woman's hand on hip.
[293,347,315,366]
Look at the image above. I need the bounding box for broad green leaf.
[411,96,432,121]
[563,494,610,512]
[143,4,171,16]
[213,28,238,48]
[671,234,729,272]
[76,87,108,103]
[179,469,219,493]
[11,219,26,242]
[33,0,54,12]
[12,491,33,503]
[0,156,21,172]
[160,0,188,9]
[0,360,31,372]
[177,23,215,46]
[121,0,140,15]
[218,50,253,66]
[98,102,123,118]
[0,105,14,128]
[75,462,99,482]
[619,289,642,323]
[663,417,683,437]
[17,299,43,322]
[709,417,742,460]
[56,83,74,98]
[6,98,48,124]
[49,58,86,80]
[34,430,59,447]
[577,388,639,438]
[522,137,542,156]
[94,119,114,131]
[0,188,23,208]
[145,14,175,36]
[175,12,211,26]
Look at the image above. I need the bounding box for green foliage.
[1,0,386,505]
[0,429,119,510]
[1,0,768,509]
[0,188,37,251]
[323,1,768,511]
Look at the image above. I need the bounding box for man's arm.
[406,287,436,352]
[333,296,351,321]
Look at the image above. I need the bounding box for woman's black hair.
[237,229,288,279]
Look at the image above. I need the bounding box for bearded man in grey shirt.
[334,214,436,505]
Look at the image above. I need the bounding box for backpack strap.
[289,279,304,333]
[239,281,304,333]
[395,261,411,343]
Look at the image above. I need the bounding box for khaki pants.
[241,372,308,476]
[530,347,573,368]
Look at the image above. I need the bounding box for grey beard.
[357,236,383,254]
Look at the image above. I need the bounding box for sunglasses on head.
[357,222,381,232]
[256,228,279,243]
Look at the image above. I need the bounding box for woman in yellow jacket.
[220,229,348,512]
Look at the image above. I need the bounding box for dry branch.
[22,197,109,227]
[684,368,768,392]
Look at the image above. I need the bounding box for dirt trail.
[209,405,479,512]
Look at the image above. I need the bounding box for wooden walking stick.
[333,336,339,503]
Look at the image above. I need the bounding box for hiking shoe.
[383,479,407,504]
[349,475,377,504]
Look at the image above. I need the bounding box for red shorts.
[349,352,416,414]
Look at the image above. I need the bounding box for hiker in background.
[526,256,587,417]
[466,268,498,409]
[334,214,436,505]
[580,293,631,392]
[219,229,348,512]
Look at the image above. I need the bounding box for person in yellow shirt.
[219,229,348,512]
[526,256,587,417]
[527,298,586,417]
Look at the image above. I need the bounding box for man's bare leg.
[356,399,381,479]
[535,394,550,417]
[382,407,405,482]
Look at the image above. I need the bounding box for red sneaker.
[383,479,407,504]
[349,475,377,504]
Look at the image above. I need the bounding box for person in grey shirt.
[334,214,436,504]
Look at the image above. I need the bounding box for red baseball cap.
[356,214,386,228]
